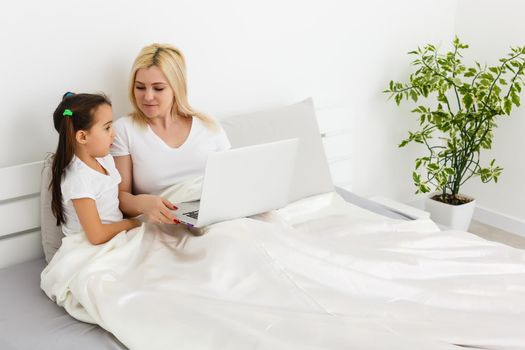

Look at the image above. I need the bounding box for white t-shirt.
[110,116,231,195]
[61,155,123,236]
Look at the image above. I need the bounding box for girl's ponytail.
[50,117,76,225]
[49,92,111,226]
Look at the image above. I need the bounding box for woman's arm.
[72,198,141,245]
[113,155,179,224]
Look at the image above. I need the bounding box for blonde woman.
[111,44,231,224]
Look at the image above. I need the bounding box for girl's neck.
[75,149,107,175]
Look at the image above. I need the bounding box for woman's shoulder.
[113,115,135,129]
[192,115,222,134]
[191,116,231,150]
[113,115,148,139]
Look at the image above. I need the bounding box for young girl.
[50,92,141,245]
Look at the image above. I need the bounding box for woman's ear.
[75,130,88,144]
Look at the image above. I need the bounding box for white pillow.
[220,98,333,202]
[40,155,65,263]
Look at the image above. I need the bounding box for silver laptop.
[172,138,299,228]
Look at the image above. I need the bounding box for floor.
[468,220,525,249]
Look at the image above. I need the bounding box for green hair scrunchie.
[63,109,73,117]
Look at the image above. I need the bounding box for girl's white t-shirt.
[61,155,123,236]
[110,116,231,195]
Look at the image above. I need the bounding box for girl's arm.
[113,155,178,224]
[72,198,141,245]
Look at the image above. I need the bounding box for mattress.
[0,188,408,350]
[0,258,126,350]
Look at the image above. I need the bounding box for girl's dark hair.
[50,92,112,225]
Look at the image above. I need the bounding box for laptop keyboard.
[184,210,199,220]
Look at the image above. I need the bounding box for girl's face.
[134,66,175,120]
[83,104,115,157]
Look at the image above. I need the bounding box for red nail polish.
[173,218,180,224]
[173,205,178,210]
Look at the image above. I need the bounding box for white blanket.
[41,185,525,350]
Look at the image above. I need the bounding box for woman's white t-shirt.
[61,155,123,236]
[110,116,231,195]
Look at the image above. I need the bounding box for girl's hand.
[137,194,180,224]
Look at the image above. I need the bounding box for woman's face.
[134,66,175,119]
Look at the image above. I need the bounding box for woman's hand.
[136,194,180,224]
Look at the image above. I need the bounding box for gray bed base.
[0,187,409,350]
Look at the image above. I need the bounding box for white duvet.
[41,185,525,350]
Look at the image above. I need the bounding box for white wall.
[1,1,456,200]
[455,0,525,225]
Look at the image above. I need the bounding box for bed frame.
[0,160,45,269]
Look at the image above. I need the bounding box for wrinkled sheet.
[41,187,525,350]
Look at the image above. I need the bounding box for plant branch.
[452,43,463,112]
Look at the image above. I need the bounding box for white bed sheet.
[40,188,525,350]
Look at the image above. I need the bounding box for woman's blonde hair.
[128,43,215,129]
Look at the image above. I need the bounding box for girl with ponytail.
[50,92,141,245]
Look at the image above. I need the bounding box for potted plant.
[384,37,525,230]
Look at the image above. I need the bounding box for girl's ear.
[75,130,88,144]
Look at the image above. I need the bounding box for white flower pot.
[424,194,476,231]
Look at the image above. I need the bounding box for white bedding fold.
[41,188,525,350]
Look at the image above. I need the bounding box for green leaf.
[481,137,493,149]
[480,79,491,86]
[422,85,429,97]
[444,167,455,176]
[493,84,502,96]
[504,98,512,114]
[511,92,521,107]
[399,139,409,148]
[395,93,402,106]
[427,163,439,171]
[462,94,474,110]
[410,90,418,102]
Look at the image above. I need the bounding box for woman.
[111,43,231,224]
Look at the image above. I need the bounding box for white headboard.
[0,161,45,268]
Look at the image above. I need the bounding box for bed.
[0,189,406,350]
[1,99,524,350]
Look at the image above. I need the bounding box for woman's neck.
[148,113,188,130]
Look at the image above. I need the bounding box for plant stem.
[452,44,463,112]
